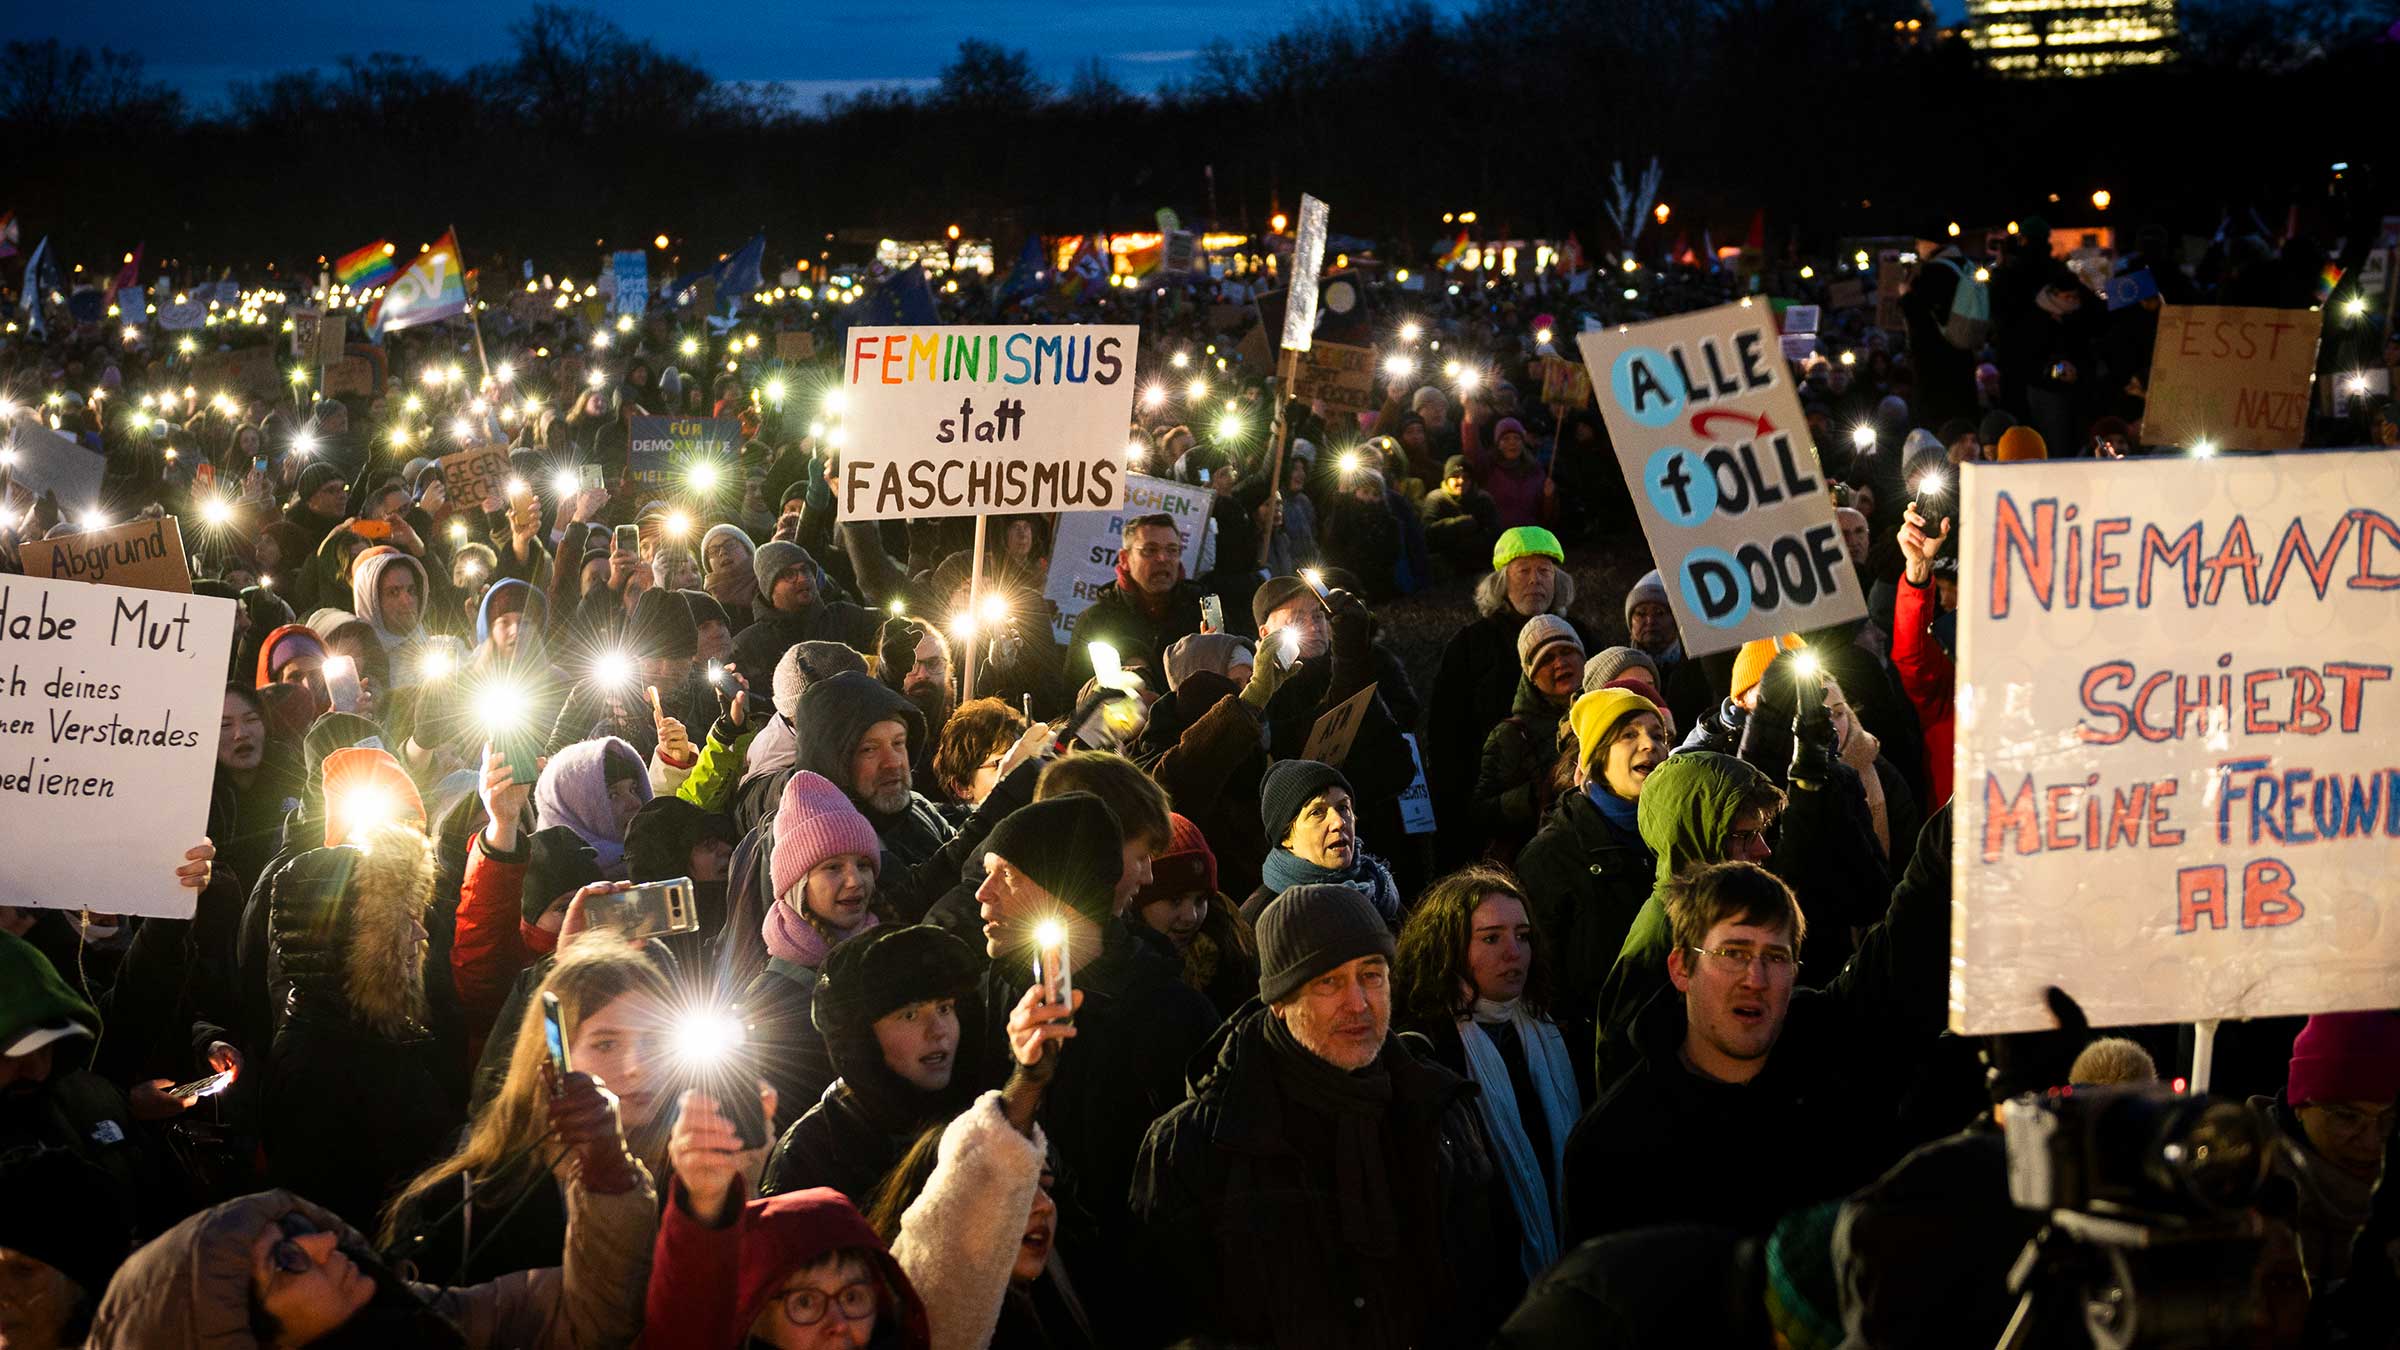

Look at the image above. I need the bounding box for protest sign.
[19,517,191,594]
[2142,305,2323,452]
[1537,356,1593,411]
[157,300,207,331]
[1044,472,1214,644]
[324,353,375,397]
[1282,194,1329,351]
[835,325,1140,522]
[437,445,511,508]
[0,573,236,918]
[776,330,817,363]
[290,306,323,360]
[1291,341,1377,416]
[1164,230,1198,276]
[193,345,281,399]
[3,421,106,509]
[611,251,649,316]
[1578,302,1864,656]
[628,416,740,494]
[1875,256,1911,332]
[1826,278,1866,310]
[1302,682,1377,767]
[1397,732,1436,834]
[1951,453,2400,1033]
[1781,304,1819,335]
[317,312,349,367]
[1778,335,1817,363]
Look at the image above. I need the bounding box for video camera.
[1995,1085,2279,1350]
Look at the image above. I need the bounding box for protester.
[1245,758,1403,927]
[1472,612,1585,862]
[1128,812,1259,1019]
[1063,511,1206,690]
[2253,1010,2400,1292]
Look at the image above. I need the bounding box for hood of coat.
[1473,567,1576,621]
[87,1191,358,1346]
[270,829,436,1040]
[350,549,430,646]
[792,671,927,808]
[726,1188,932,1346]
[1634,750,1776,890]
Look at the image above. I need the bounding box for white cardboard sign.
[836,325,1140,522]
[1578,303,1865,656]
[1044,472,1215,644]
[0,574,237,918]
[1951,452,2400,1033]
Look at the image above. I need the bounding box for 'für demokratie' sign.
[837,326,1139,522]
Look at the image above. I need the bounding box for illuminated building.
[1963,0,2180,77]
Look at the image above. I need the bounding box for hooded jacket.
[1129,1000,1499,1350]
[1560,806,1954,1245]
[260,838,461,1231]
[352,549,432,657]
[86,1182,655,1350]
[1427,570,1593,868]
[533,736,648,878]
[641,1181,930,1350]
[1891,574,1955,805]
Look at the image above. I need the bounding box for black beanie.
[811,924,982,1048]
[1256,883,1396,1005]
[982,792,1125,922]
[1259,759,1353,847]
[627,588,699,661]
[677,588,731,634]
[522,826,603,923]
[624,797,736,884]
[296,462,346,501]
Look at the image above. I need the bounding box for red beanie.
[2288,1010,2400,1107]
[1136,812,1217,907]
[770,771,881,901]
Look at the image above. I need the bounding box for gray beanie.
[1515,613,1584,676]
[1260,759,1353,847]
[1624,569,1671,631]
[754,539,812,596]
[1163,632,1253,692]
[1257,883,1397,1004]
[1582,644,1662,694]
[773,640,869,722]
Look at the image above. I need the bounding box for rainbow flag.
[2317,261,2345,304]
[335,238,400,290]
[1437,228,1473,269]
[365,230,468,336]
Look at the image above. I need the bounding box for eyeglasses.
[1724,828,1772,853]
[269,1212,323,1274]
[2307,1102,2399,1140]
[779,1281,880,1328]
[1687,944,1799,977]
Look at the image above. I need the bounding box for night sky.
[9,0,1493,109]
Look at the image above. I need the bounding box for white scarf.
[1459,998,1579,1278]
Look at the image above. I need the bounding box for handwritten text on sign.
[1045,473,1215,644]
[1579,304,1864,656]
[0,575,236,918]
[2141,305,2323,452]
[839,326,1139,522]
[1950,454,2400,1033]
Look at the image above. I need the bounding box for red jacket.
[1891,574,1954,806]
[641,1178,930,1349]
[452,834,532,1063]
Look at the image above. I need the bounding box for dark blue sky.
[10,0,1500,110]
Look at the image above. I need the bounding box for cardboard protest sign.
[1875,257,1911,332]
[1301,682,1377,766]
[157,300,207,331]
[1281,194,1329,351]
[1537,356,1593,410]
[3,421,106,509]
[776,330,816,363]
[628,416,741,494]
[437,446,511,508]
[18,517,191,593]
[317,312,349,367]
[193,346,281,399]
[0,574,237,918]
[2142,305,2323,452]
[1951,453,2400,1033]
[290,306,323,360]
[1826,278,1866,311]
[1291,341,1377,416]
[324,354,376,397]
[1044,472,1214,644]
[835,326,1140,522]
[1578,303,1864,657]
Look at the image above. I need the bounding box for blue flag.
[997,236,1048,308]
[2105,268,2159,311]
[673,231,767,306]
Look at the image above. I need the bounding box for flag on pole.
[108,245,142,302]
[19,236,51,336]
[365,231,468,336]
[997,236,1048,307]
[0,212,21,261]
[334,239,400,290]
[1437,228,1473,269]
[1560,232,1585,273]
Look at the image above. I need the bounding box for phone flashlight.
[1031,917,1074,1016]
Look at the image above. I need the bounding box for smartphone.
[578,878,700,940]
[541,990,572,1082]
[165,1069,236,1102]
[612,523,640,553]
[1032,932,1075,1020]
[719,1061,769,1150]
[253,455,270,476]
[350,518,393,542]
[497,730,542,788]
[1200,594,1223,634]
[576,463,604,494]
[322,655,361,713]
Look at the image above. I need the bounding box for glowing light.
[403,393,423,414]
[1215,411,1243,441]
[1455,366,1481,393]
[654,233,671,250]
[291,430,318,457]
[1398,321,1421,342]
[1270,212,1288,233]
[553,470,580,497]
[1124,440,1146,462]
[419,648,456,681]
[1839,350,1856,367]
[475,681,528,732]
[1653,203,1671,225]
[2191,437,2218,459]
[1946,222,1961,237]
[592,650,637,689]
[496,362,516,384]
[504,476,528,498]
[665,509,692,537]
[979,593,1009,627]
[2091,189,2112,211]
[823,391,848,416]
[1850,424,1876,450]
[1798,266,1815,280]
[1033,917,1067,950]
[679,336,700,358]
[586,369,607,389]
[1382,354,1416,380]
[1169,351,1190,370]
[388,426,411,449]
[1621,257,1639,274]
[671,1008,748,1066]
[2344,295,2369,318]
[449,520,469,542]
[1792,649,1822,680]
[761,376,787,406]
[1337,451,1360,477]
[337,786,396,840]
[1915,471,1946,498]
[1141,383,1167,410]
[1088,640,1122,688]
[287,367,310,387]
[615,313,635,333]
[200,497,233,527]
[589,330,612,351]
[1533,326,1553,345]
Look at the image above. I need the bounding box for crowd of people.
[0,209,2395,1350]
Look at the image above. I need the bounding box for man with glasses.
[1562,815,1952,1242]
[1065,512,1207,693]
[2259,1010,2400,1291]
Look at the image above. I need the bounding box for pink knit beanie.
[770,771,882,901]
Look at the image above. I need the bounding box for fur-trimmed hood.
[1473,567,1577,621]
[267,823,437,1040]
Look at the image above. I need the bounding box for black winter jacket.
[1513,789,1655,1042]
